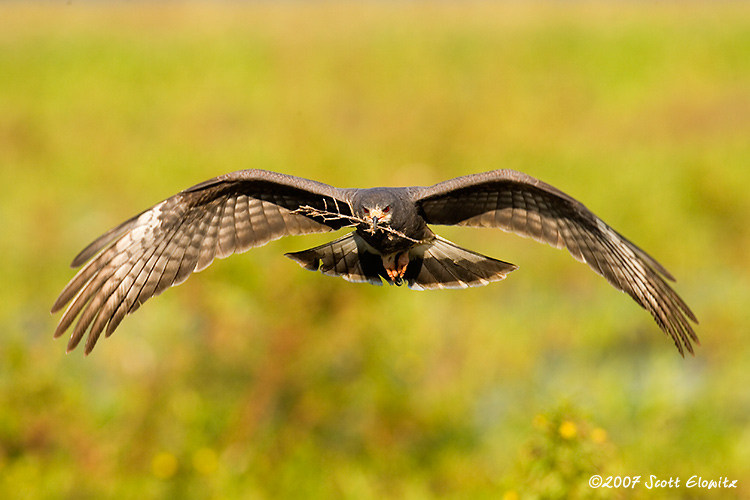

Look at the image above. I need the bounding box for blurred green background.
[1,2,749,499]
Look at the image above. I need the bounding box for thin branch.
[293,205,422,243]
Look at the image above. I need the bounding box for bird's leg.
[382,253,397,280]
[396,251,410,277]
[382,251,410,284]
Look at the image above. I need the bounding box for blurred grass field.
[1,2,749,499]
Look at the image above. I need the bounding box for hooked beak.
[364,207,390,233]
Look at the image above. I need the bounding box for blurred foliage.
[509,404,617,500]
[1,2,749,499]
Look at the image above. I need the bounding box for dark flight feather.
[412,170,697,354]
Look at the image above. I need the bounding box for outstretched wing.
[412,169,699,355]
[52,169,354,354]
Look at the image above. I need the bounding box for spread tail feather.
[285,233,386,286]
[405,236,517,290]
[286,233,517,290]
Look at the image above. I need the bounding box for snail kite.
[52,169,698,355]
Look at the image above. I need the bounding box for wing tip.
[70,252,91,269]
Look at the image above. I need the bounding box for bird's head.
[352,188,401,234]
[361,204,392,232]
[352,188,421,237]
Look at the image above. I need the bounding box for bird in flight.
[52,169,698,356]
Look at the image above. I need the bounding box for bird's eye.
[383,206,390,214]
[363,208,370,215]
